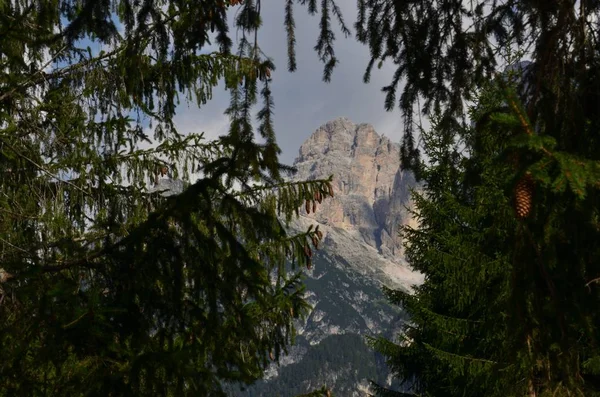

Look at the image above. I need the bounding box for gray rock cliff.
[292,117,419,269]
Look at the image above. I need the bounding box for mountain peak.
[295,117,395,167]
[291,118,420,288]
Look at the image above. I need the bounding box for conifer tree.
[0,1,341,395]
[368,68,600,397]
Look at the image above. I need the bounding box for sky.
[173,1,405,165]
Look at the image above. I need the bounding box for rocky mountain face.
[229,118,422,397]
[293,117,418,264]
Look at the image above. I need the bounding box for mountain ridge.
[230,118,421,396]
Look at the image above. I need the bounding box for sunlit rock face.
[292,117,420,274]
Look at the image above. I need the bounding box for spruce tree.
[369,75,600,396]
[0,1,340,395]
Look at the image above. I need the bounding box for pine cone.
[314,190,322,203]
[327,183,334,197]
[311,235,319,249]
[305,199,311,214]
[303,243,312,258]
[312,200,316,213]
[515,172,534,218]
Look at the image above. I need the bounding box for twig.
[0,236,32,255]
[0,47,121,103]
[0,136,93,198]
[0,207,40,220]
[585,277,600,288]
[41,250,105,273]
[62,310,90,329]
[0,45,67,102]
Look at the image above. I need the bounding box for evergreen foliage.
[0,0,341,395]
[369,78,600,396]
[231,334,377,397]
[341,1,600,396]
[230,250,407,397]
[351,0,600,177]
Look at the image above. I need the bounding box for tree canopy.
[358,1,600,395]
[4,0,600,395]
[0,0,343,395]
[298,0,600,176]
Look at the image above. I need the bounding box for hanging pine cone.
[515,172,534,218]
[0,268,13,283]
[305,199,311,214]
[311,235,319,249]
[314,190,322,203]
[303,243,312,258]
[312,200,316,213]
[327,182,334,197]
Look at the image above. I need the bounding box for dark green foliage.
[370,77,600,396]
[0,0,342,396]
[340,1,600,396]
[351,1,600,177]
[369,84,517,396]
[294,386,334,397]
[227,246,406,397]
[283,0,350,81]
[233,334,382,397]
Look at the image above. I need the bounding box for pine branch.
[0,47,122,103]
[423,343,499,366]
[0,136,93,198]
[585,277,600,288]
[285,0,297,72]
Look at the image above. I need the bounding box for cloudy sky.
[173,1,405,165]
